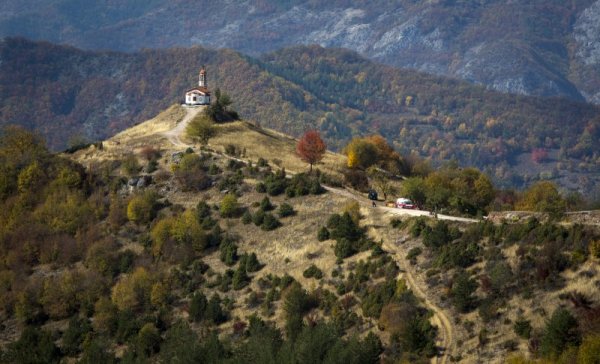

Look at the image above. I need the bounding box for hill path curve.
[162,106,205,146]
[162,112,457,363]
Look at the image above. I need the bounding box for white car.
[395,198,416,209]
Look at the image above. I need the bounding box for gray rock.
[136,175,152,188]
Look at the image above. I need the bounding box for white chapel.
[185,67,211,106]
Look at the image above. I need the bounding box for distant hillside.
[1,38,599,194]
[1,0,600,103]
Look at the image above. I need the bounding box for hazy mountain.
[1,0,600,104]
[1,38,599,193]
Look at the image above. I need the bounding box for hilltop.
[2,38,599,195]
[0,105,599,363]
[1,1,600,104]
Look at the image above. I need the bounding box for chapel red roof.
[186,86,211,95]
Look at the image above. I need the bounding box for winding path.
[162,106,204,146]
[383,236,455,364]
[163,112,456,363]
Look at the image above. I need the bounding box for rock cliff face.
[0,1,599,103]
[573,0,600,104]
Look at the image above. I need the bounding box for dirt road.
[162,105,204,146]
[361,204,456,364]
[163,115,456,363]
[383,236,455,364]
[324,186,478,224]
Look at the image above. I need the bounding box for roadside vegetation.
[0,126,438,363]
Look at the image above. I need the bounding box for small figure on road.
[372,200,376,208]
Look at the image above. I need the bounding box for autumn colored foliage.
[531,148,549,164]
[296,130,326,172]
[344,135,410,175]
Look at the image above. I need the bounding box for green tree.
[159,321,204,364]
[186,114,217,145]
[219,238,238,266]
[451,271,477,313]
[137,323,161,357]
[173,153,211,191]
[150,282,169,308]
[317,226,330,241]
[261,213,281,231]
[171,210,208,251]
[513,317,532,339]
[190,292,208,322]
[244,253,261,272]
[283,282,309,340]
[278,202,295,217]
[79,338,115,364]
[260,196,274,211]
[205,295,226,324]
[0,126,49,170]
[5,327,60,364]
[540,308,580,359]
[62,316,92,355]
[232,265,250,290]
[205,88,239,122]
[401,177,427,207]
[345,137,379,169]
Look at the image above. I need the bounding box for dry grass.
[70,105,348,183]
[64,104,600,363]
[70,105,186,165]
[209,121,346,178]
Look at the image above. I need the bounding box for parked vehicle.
[395,198,416,209]
[367,189,378,201]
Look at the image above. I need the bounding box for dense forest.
[1,0,599,104]
[1,38,599,193]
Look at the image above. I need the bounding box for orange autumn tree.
[296,130,326,172]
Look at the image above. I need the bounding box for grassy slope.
[66,105,600,363]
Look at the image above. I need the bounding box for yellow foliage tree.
[347,149,359,168]
[17,161,45,193]
[150,282,169,308]
[516,181,566,217]
[343,137,380,170]
[34,189,92,234]
[171,210,207,251]
[111,267,152,311]
[150,218,175,258]
[127,191,158,224]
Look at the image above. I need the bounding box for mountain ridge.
[1,37,599,194]
[1,0,600,103]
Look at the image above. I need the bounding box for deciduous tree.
[186,114,217,145]
[516,181,566,217]
[296,130,326,172]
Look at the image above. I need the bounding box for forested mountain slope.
[1,0,600,103]
[1,38,599,193]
